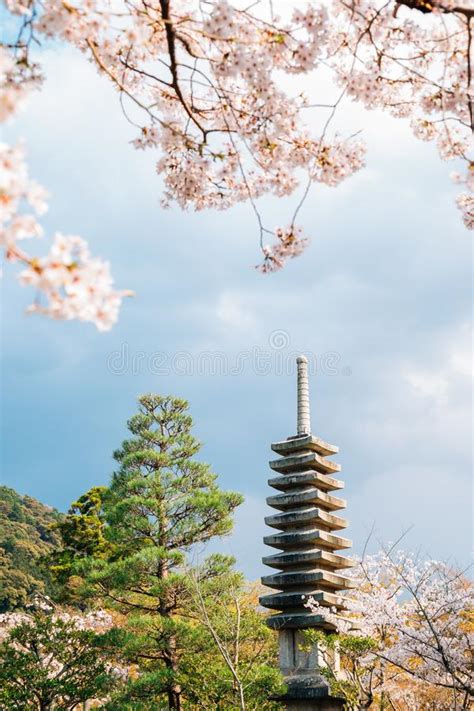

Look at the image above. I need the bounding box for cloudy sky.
[1,41,472,579]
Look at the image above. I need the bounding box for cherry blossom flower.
[1,0,472,303]
[0,606,114,644]
[456,192,474,229]
[18,233,132,330]
[0,46,42,122]
[305,551,474,698]
[0,46,129,329]
[257,225,309,273]
[0,141,47,256]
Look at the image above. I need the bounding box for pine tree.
[87,394,243,711]
[49,486,112,602]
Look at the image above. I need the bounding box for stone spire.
[260,358,353,710]
[296,355,311,436]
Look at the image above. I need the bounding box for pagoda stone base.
[279,629,340,677]
[276,630,345,710]
[262,360,351,711]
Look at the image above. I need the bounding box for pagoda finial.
[262,358,352,709]
[296,355,311,436]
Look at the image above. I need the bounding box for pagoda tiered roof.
[261,404,353,630]
[260,356,355,706]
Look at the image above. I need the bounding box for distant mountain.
[0,486,63,612]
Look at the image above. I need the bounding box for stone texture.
[268,470,344,492]
[297,356,311,436]
[262,549,353,570]
[272,434,339,457]
[261,357,353,709]
[269,451,341,475]
[260,589,348,611]
[265,508,347,533]
[261,434,352,626]
[267,488,347,512]
[264,528,351,551]
[275,630,345,708]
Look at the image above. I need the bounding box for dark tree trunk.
[163,635,181,711]
[167,687,182,711]
[158,559,182,711]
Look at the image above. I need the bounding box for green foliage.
[0,613,115,710]
[107,394,243,549]
[83,394,245,709]
[104,569,285,710]
[181,569,285,710]
[305,629,377,657]
[49,486,112,599]
[0,486,62,611]
[86,394,243,608]
[1,396,283,710]
[304,629,379,709]
[331,634,379,709]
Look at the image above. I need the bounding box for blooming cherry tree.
[0,604,121,710]
[305,551,474,708]
[2,0,472,322]
[0,48,131,331]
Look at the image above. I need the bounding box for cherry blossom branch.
[2,0,472,299]
[0,39,131,329]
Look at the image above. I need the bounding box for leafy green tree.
[182,567,284,710]
[0,486,62,611]
[49,486,112,600]
[84,394,243,711]
[0,612,116,710]
[304,629,380,709]
[104,559,284,711]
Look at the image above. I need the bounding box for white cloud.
[2,42,471,579]
[215,291,259,334]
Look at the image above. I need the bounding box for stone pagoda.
[260,356,354,710]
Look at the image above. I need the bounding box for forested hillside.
[0,486,62,611]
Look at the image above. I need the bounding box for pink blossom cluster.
[452,166,474,228]
[0,606,122,701]
[2,0,472,287]
[456,193,474,229]
[311,139,366,187]
[0,608,113,644]
[258,226,309,273]
[0,46,42,122]
[305,550,473,696]
[3,0,371,268]
[0,141,48,254]
[18,233,131,331]
[332,0,472,227]
[0,48,129,329]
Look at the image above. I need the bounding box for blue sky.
[1,45,472,579]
